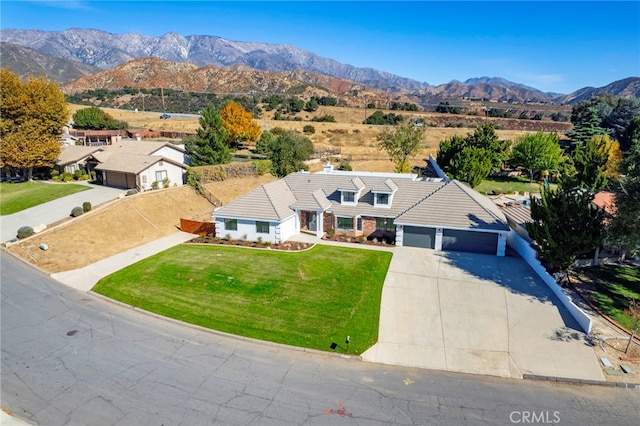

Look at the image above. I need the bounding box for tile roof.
[394,180,509,231]
[371,178,399,193]
[500,203,533,227]
[108,140,186,155]
[214,171,508,233]
[95,154,186,174]
[56,146,104,166]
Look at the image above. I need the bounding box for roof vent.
[323,161,334,173]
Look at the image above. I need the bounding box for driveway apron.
[361,247,604,381]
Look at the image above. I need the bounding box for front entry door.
[306,212,317,232]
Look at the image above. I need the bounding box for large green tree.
[509,132,563,182]
[527,185,605,278]
[560,135,609,193]
[268,132,314,177]
[185,103,231,165]
[0,68,69,179]
[437,123,511,185]
[72,106,128,130]
[566,106,607,147]
[377,122,425,173]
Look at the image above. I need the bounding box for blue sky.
[1,1,638,94]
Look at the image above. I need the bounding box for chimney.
[323,161,334,173]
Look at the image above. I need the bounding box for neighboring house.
[55,145,105,174]
[213,164,510,255]
[499,203,533,241]
[69,129,128,146]
[59,127,81,147]
[57,140,188,190]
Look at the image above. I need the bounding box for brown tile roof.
[592,191,616,216]
[95,154,186,174]
[500,203,533,227]
[56,146,104,166]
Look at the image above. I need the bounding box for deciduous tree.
[268,132,314,177]
[509,132,563,182]
[0,68,69,179]
[377,122,425,173]
[220,101,261,149]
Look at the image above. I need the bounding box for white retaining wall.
[507,229,593,334]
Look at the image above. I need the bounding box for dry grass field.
[69,103,569,173]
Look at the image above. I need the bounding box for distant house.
[68,129,128,146]
[212,164,510,255]
[57,140,188,190]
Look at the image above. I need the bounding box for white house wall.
[153,146,186,164]
[139,162,185,190]
[214,215,297,244]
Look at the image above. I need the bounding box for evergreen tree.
[449,147,493,188]
[560,135,609,193]
[268,132,314,177]
[620,116,640,154]
[527,185,605,278]
[566,107,607,146]
[185,103,231,165]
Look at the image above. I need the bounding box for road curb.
[523,373,640,389]
[88,291,363,361]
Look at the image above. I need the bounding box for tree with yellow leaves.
[220,101,261,149]
[593,134,623,179]
[0,68,69,180]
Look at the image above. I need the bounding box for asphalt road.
[2,251,639,426]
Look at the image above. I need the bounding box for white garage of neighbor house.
[213,166,510,255]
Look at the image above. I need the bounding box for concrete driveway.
[1,181,124,242]
[362,247,604,381]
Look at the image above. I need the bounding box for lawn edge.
[88,289,365,361]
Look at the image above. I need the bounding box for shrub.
[257,236,263,245]
[16,226,34,239]
[303,125,315,134]
[62,172,74,182]
[126,189,139,196]
[90,171,96,181]
[71,206,84,217]
[252,160,272,176]
[339,162,353,171]
[74,170,84,180]
[151,181,159,190]
[225,233,232,241]
[50,169,60,178]
[162,177,170,188]
[82,201,92,212]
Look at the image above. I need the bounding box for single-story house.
[55,145,105,175]
[57,140,189,190]
[68,129,128,146]
[213,164,510,256]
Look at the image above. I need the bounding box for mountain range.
[1,28,639,105]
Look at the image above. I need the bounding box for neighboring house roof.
[95,154,186,174]
[214,171,508,232]
[500,203,533,227]
[108,140,186,155]
[593,191,616,216]
[213,179,297,222]
[395,180,509,231]
[56,146,104,166]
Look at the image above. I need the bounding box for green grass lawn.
[93,244,392,354]
[578,265,640,331]
[0,181,91,215]
[475,175,554,195]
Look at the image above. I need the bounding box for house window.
[155,170,167,181]
[256,221,269,234]
[142,175,148,184]
[376,193,390,205]
[357,217,363,231]
[342,191,355,203]
[337,217,354,231]
[224,219,237,231]
[375,218,394,231]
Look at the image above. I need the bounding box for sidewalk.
[1,182,124,243]
[51,231,196,292]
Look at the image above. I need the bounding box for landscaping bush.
[126,189,138,196]
[82,201,92,212]
[71,206,84,217]
[62,172,74,182]
[16,226,34,239]
[151,181,159,190]
[252,160,272,176]
[74,170,84,180]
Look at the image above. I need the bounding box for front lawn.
[475,175,553,195]
[0,181,90,215]
[576,265,640,331]
[93,244,392,354]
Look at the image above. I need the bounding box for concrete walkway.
[51,231,196,292]
[1,181,124,243]
[361,247,604,381]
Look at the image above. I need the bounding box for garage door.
[105,172,135,189]
[403,226,436,249]
[442,229,497,254]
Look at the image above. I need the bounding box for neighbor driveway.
[361,247,604,381]
[1,182,124,242]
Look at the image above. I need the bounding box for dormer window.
[342,191,356,203]
[376,193,390,205]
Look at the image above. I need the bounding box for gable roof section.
[338,176,365,192]
[56,145,104,166]
[371,178,399,193]
[109,140,186,155]
[395,180,509,231]
[213,179,297,222]
[95,154,186,174]
[500,203,532,227]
